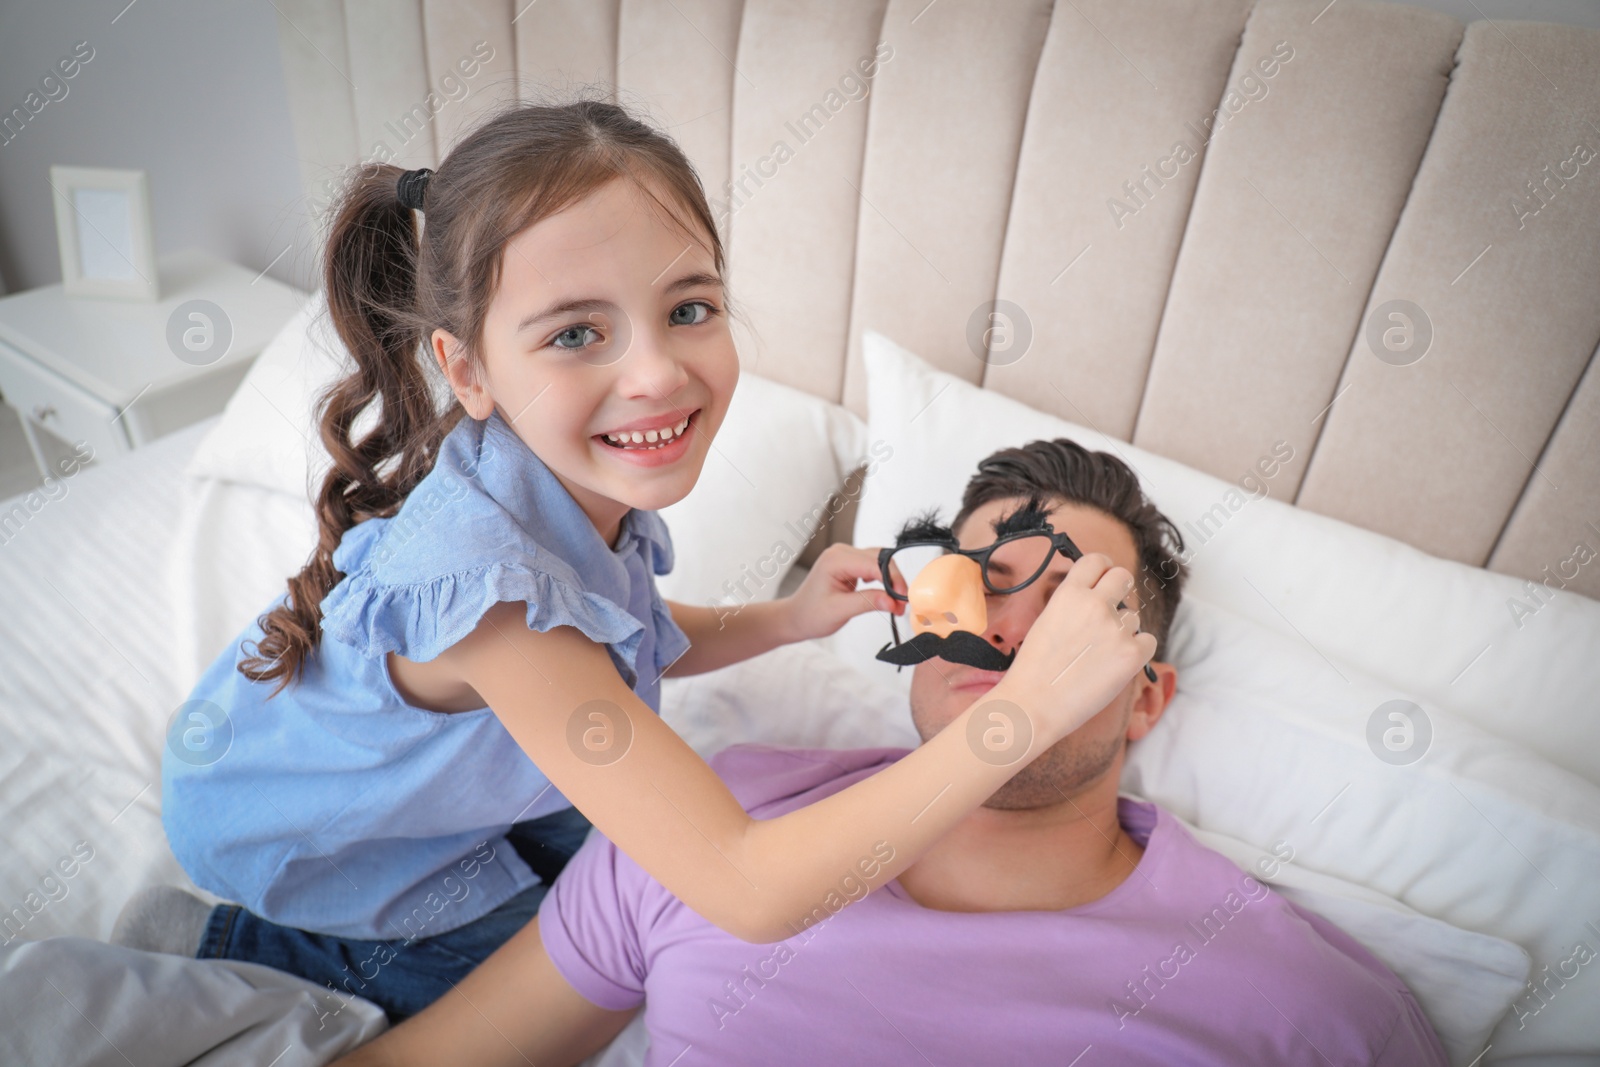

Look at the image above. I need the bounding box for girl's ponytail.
[239,163,461,694]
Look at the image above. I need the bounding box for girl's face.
[432,177,738,547]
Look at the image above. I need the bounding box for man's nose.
[984,585,1050,650]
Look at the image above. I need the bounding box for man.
[335,439,1447,1066]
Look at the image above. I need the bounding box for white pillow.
[658,638,1534,1063]
[1126,598,1598,1063]
[184,292,864,607]
[655,371,866,606]
[184,292,354,500]
[662,633,918,761]
[825,331,1600,1061]
[1177,818,1527,1067]
[167,477,319,692]
[832,330,1600,786]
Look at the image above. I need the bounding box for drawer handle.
[31,403,57,423]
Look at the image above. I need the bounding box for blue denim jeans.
[196,805,593,1021]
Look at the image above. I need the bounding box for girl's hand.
[990,551,1157,743]
[778,543,904,643]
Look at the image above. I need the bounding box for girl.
[120,99,1154,1021]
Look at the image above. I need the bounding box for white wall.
[0,0,1595,299]
[0,0,317,295]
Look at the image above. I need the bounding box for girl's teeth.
[604,417,690,448]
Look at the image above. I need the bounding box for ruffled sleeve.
[320,522,647,669]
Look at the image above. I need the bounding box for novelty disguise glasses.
[875,498,1160,683]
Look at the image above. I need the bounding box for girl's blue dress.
[162,410,690,940]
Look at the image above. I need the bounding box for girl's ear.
[432,329,494,420]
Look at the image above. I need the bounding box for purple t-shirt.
[541,745,1448,1066]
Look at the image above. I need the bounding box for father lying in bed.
[335,438,1448,1066]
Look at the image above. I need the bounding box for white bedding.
[0,399,1587,1064]
[0,938,386,1065]
[0,421,392,1063]
[1,419,212,946]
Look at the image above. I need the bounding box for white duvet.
[0,422,384,1064]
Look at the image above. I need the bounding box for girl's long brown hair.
[239,97,727,695]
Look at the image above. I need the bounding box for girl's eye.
[550,302,718,351]
[669,300,719,327]
[551,324,601,350]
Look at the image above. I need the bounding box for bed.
[2,0,1598,1063]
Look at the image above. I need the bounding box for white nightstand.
[0,248,306,479]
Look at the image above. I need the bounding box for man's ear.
[1126,662,1176,743]
[432,328,493,420]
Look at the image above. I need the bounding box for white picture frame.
[49,165,159,301]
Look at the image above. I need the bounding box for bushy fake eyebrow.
[893,508,952,545]
[992,495,1054,538]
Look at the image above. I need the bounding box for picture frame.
[49,165,159,301]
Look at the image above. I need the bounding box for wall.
[0,0,1595,299]
[0,0,316,295]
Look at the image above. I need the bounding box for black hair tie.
[396,167,433,211]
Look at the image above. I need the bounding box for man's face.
[907,497,1173,809]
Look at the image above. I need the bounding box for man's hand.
[777,543,904,643]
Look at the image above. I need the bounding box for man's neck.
[893,779,1146,914]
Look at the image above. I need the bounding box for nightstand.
[0,248,306,479]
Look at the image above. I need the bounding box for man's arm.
[329,917,638,1067]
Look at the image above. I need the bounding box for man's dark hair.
[952,439,1188,660]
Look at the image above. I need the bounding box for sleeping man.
[334,438,1448,1066]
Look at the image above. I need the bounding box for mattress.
[0,407,1587,1065]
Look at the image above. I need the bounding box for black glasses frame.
[875,529,1159,684]
[876,529,1084,602]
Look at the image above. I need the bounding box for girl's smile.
[594,408,700,467]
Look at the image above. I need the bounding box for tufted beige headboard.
[273,0,1600,599]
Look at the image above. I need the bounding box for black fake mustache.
[876,629,1017,671]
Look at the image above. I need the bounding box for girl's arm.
[662,598,797,677]
[444,553,1153,944]
[664,544,896,677]
[328,917,634,1067]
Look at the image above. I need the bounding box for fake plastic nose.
[907,554,988,639]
